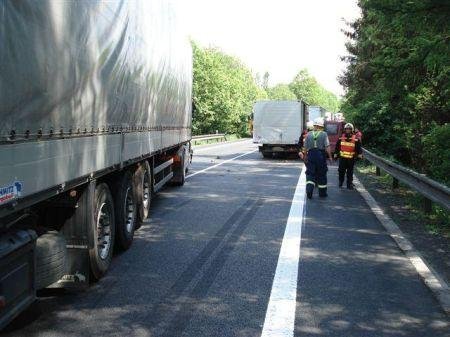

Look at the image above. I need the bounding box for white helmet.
[313,117,324,128]
[306,121,314,130]
[344,123,354,131]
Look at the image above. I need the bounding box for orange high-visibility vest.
[340,135,356,159]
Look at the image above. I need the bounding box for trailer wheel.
[114,171,137,251]
[36,231,67,289]
[262,152,272,159]
[90,183,115,280]
[134,161,152,228]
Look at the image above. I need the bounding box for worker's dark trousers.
[338,158,355,187]
[306,149,328,197]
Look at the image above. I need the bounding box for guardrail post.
[392,177,399,189]
[376,167,381,176]
[423,198,432,214]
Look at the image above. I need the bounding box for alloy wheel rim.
[97,202,112,260]
[142,173,150,211]
[124,187,135,233]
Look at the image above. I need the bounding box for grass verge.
[356,161,450,238]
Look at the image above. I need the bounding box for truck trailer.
[252,100,307,158]
[0,0,192,329]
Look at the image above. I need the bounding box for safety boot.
[319,188,328,198]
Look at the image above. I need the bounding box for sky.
[174,0,361,97]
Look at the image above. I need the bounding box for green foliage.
[267,84,297,100]
[340,0,450,185]
[192,42,267,136]
[192,44,341,136]
[422,123,450,185]
[289,69,341,112]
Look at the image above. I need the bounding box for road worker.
[304,117,333,199]
[334,123,362,189]
[298,121,314,160]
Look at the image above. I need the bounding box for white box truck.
[252,100,307,158]
[308,106,326,122]
[0,0,192,329]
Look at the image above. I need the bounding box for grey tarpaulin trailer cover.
[0,0,192,208]
[0,0,192,328]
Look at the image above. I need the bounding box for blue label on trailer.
[0,181,23,205]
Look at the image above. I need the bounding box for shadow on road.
[295,167,449,337]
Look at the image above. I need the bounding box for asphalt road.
[3,140,449,337]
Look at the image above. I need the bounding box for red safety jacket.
[339,135,356,159]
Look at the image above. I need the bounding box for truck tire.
[90,183,115,280]
[113,171,137,251]
[134,161,152,228]
[36,231,67,290]
[262,152,272,159]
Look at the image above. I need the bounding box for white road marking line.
[185,149,257,179]
[354,176,450,315]
[261,165,306,337]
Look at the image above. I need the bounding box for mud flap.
[56,181,95,289]
[171,145,187,185]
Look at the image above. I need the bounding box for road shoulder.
[354,175,450,315]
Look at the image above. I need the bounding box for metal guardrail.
[192,133,226,140]
[191,133,226,144]
[363,148,450,211]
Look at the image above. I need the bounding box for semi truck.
[0,0,192,329]
[252,100,307,158]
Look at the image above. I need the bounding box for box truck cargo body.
[0,0,192,329]
[252,100,307,157]
[308,106,326,122]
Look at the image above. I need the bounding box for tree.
[192,42,267,136]
[340,0,450,183]
[262,71,270,90]
[267,84,297,100]
[289,69,341,112]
